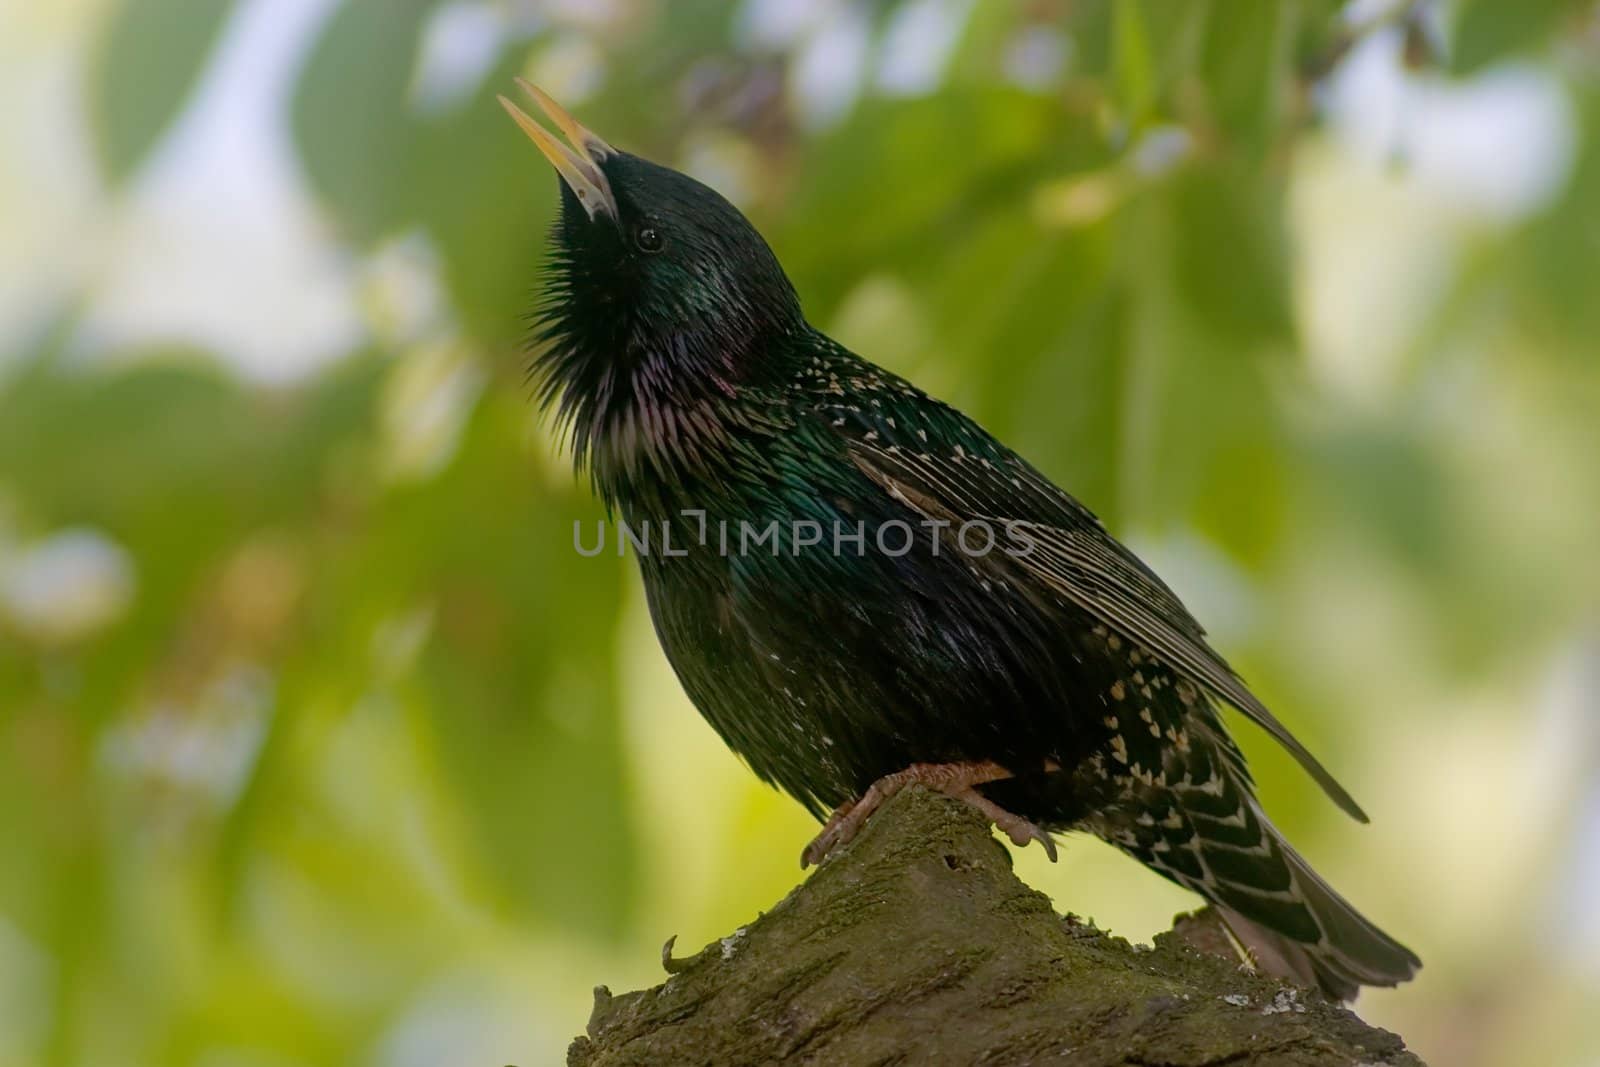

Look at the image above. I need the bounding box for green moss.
[570,789,1421,1066]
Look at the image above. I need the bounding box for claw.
[801,798,859,867]
[801,761,1058,867]
[952,784,1059,862]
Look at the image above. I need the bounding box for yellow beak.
[498,79,617,220]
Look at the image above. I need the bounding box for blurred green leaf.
[780,90,1084,313]
[89,0,235,181]
[1451,0,1590,72]
[1519,84,1600,358]
[1194,0,1287,154]
[377,393,635,932]
[1170,164,1294,344]
[292,0,436,243]
[411,56,557,354]
[1002,278,1131,523]
[1113,0,1158,129]
[0,354,383,732]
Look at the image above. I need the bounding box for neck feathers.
[532,305,798,509]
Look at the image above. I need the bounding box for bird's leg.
[800,760,1057,867]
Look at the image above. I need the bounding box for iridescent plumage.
[503,85,1419,1000]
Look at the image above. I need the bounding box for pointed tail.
[1209,821,1421,1000]
[1112,744,1420,1000]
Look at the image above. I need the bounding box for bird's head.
[500,82,802,482]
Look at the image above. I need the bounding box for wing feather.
[848,438,1369,823]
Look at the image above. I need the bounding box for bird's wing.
[846,434,1369,823]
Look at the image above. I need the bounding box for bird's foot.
[946,784,1058,862]
[800,760,1057,867]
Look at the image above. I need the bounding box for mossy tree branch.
[569,788,1421,1066]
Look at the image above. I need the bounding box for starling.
[500,82,1420,1000]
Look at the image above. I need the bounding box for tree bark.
[568,787,1422,1066]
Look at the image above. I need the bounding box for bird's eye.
[634,226,664,254]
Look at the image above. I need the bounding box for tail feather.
[1274,826,1420,988]
[1101,740,1420,1001]
[1214,817,1421,1000]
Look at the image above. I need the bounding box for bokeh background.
[2,1,1599,1064]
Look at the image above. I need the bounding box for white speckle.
[1322,37,1576,223]
[67,0,370,383]
[1,527,136,642]
[876,0,969,96]
[784,3,872,130]
[98,663,271,809]
[414,2,511,114]
[1221,993,1250,1007]
[1004,25,1069,91]
[1131,125,1193,177]
[1261,989,1303,1015]
[720,927,748,960]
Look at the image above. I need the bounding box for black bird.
[500,81,1419,1000]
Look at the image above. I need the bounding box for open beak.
[498,79,618,220]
